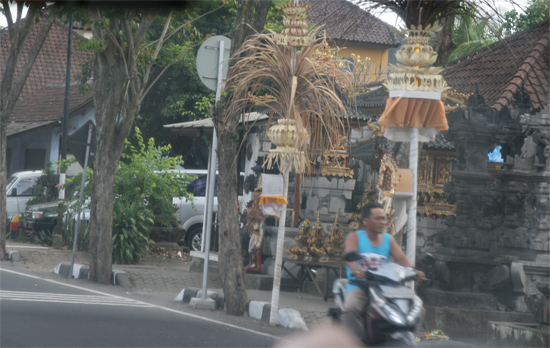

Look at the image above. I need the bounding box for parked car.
[172,169,244,251]
[6,171,44,219]
[20,198,90,237]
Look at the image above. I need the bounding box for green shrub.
[112,200,154,264]
[116,127,191,229]
[61,216,91,252]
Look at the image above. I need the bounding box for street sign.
[67,120,96,168]
[196,35,231,91]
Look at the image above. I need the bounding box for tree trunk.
[214,0,272,315]
[88,57,131,283]
[0,4,56,259]
[216,123,249,315]
[434,14,457,67]
[87,25,142,283]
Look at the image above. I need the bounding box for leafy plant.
[37,229,53,246]
[117,127,191,229]
[502,0,549,37]
[60,216,91,252]
[112,200,154,264]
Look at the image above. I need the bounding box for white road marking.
[0,268,284,341]
[0,290,153,307]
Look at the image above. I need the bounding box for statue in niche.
[244,221,265,273]
[244,188,265,273]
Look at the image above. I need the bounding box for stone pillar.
[443,105,498,250]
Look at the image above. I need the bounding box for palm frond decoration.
[367,0,464,27]
[223,30,354,173]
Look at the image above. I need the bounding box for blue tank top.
[346,230,391,292]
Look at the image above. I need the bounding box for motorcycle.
[329,251,429,347]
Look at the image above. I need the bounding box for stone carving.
[510,262,526,294]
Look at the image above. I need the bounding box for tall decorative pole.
[268,0,311,326]
[378,23,449,270]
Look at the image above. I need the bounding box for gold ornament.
[265,118,309,173]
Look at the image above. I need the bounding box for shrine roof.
[444,19,549,111]
[305,0,400,47]
[10,83,93,123]
[424,132,454,151]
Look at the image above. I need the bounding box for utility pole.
[53,15,73,244]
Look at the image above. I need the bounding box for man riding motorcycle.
[343,202,425,343]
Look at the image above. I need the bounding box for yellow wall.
[335,42,390,82]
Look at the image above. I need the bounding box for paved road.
[0,268,276,347]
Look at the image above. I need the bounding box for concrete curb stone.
[190,297,217,310]
[174,290,308,330]
[54,262,128,286]
[173,288,200,302]
[113,270,131,287]
[8,250,21,262]
[196,289,225,309]
[277,308,308,331]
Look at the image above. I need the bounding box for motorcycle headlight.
[388,310,406,326]
[369,288,406,326]
[407,296,423,325]
[369,288,385,307]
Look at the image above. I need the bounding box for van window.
[14,177,39,196]
[186,174,218,197]
[7,174,17,188]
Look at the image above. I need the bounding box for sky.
[0,1,530,28]
[359,0,529,28]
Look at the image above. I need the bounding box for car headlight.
[31,211,44,219]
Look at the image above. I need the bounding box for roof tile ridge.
[491,35,549,110]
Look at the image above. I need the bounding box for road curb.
[174,287,225,309]
[173,288,308,329]
[248,300,308,330]
[53,262,129,286]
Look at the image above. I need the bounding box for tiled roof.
[424,132,454,151]
[445,20,549,111]
[305,0,399,47]
[10,83,93,122]
[0,17,93,102]
[6,121,57,137]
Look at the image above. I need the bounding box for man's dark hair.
[362,202,383,219]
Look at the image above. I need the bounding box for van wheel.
[187,227,203,252]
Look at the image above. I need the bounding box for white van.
[6,171,44,219]
[171,169,244,251]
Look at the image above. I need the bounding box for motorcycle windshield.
[366,262,416,283]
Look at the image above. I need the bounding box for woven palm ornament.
[378,24,450,142]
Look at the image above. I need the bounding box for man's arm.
[345,231,365,279]
[389,236,425,280]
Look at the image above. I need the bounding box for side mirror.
[343,251,362,262]
[10,188,17,197]
[419,253,436,265]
